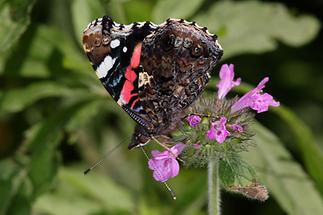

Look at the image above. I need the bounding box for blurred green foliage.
[1,0,323,214]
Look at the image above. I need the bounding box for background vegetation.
[1,0,323,214]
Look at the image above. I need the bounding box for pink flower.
[148,144,186,182]
[250,93,279,113]
[207,117,230,144]
[187,115,201,127]
[231,77,280,113]
[217,64,241,99]
[229,124,243,133]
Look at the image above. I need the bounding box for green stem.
[208,158,221,215]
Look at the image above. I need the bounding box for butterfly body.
[82,16,223,149]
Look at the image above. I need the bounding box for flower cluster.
[187,64,280,145]
[147,64,280,182]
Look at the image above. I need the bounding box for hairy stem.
[208,158,221,215]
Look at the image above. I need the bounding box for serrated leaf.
[194,1,320,59]
[242,123,323,215]
[153,0,204,23]
[219,155,255,188]
[0,0,35,54]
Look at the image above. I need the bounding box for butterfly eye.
[162,34,175,51]
[191,44,203,57]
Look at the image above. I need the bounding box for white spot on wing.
[110,39,120,48]
[123,23,134,31]
[113,22,120,27]
[96,56,116,79]
[123,47,127,52]
[137,22,145,28]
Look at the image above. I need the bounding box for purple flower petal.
[187,115,201,127]
[250,93,280,113]
[207,116,230,144]
[151,150,170,160]
[169,158,180,178]
[229,124,244,133]
[217,64,241,99]
[231,77,279,113]
[207,126,217,140]
[148,144,186,182]
[170,143,187,157]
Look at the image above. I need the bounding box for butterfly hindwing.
[83,17,223,149]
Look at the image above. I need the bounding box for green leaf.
[0,178,13,214]
[27,132,62,198]
[0,82,87,115]
[0,159,33,215]
[194,1,320,59]
[65,98,107,131]
[6,180,32,215]
[153,0,204,23]
[105,0,127,23]
[2,25,94,79]
[272,106,323,195]
[71,0,105,45]
[219,155,255,188]
[31,26,93,77]
[0,0,35,54]
[34,167,134,214]
[242,123,323,215]
[26,99,101,198]
[123,0,155,22]
[232,82,323,195]
[171,170,206,215]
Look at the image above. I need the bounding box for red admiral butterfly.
[82,16,223,149]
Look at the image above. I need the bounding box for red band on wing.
[119,43,142,106]
[125,67,137,82]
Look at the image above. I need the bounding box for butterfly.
[82,16,223,149]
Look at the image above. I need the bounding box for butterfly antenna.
[140,146,177,200]
[84,142,123,175]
